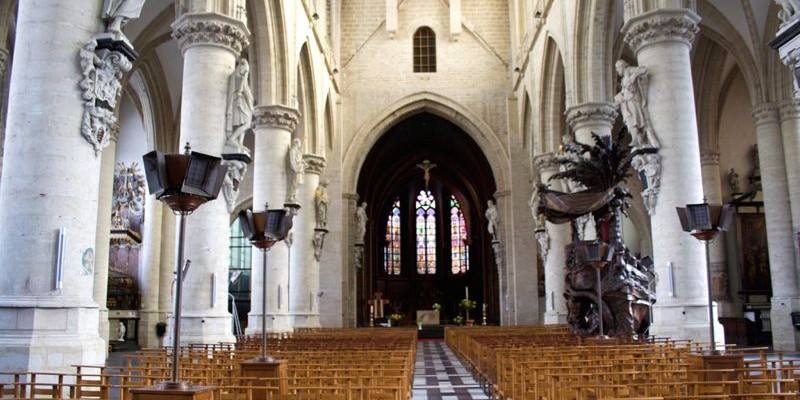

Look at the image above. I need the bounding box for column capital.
[700,151,720,166]
[303,154,326,175]
[752,103,779,126]
[622,9,700,54]
[564,102,618,131]
[534,152,559,174]
[252,105,301,132]
[171,12,250,56]
[779,98,800,121]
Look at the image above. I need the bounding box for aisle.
[412,340,489,400]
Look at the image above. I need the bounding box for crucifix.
[368,292,390,319]
[416,159,437,190]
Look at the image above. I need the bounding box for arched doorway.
[356,112,498,326]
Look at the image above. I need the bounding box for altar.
[416,309,440,326]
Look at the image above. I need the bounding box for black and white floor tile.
[412,340,489,400]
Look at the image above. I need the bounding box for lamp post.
[580,241,616,337]
[676,199,733,353]
[142,143,227,390]
[237,203,296,362]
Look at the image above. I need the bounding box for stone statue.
[102,0,146,36]
[615,59,659,149]
[222,159,247,213]
[535,228,550,262]
[313,230,326,261]
[631,153,661,216]
[355,202,368,244]
[314,180,330,229]
[225,58,254,156]
[485,199,500,241]
[729,167,741,194]
[286,138,305,203]
[117,321,126,341]
[777,0,800,24]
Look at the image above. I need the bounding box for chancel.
[0,1,799,399]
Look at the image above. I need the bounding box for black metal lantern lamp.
[237,202,296,362]
[142,143,227,390]
[676,199,734,353]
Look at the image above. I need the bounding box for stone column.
[0,48,10,186]
[536,154,571,324]
[623,9,716,343]
[565,102,617,143]
[344,192,360,328]
[138,193,164,348]
[158,207,176,346]
[248,105,300,334]
[0,0,106,372]
[171,12,249,344]
[700,151,733,317]
[290,154,325,328]
[93,127,119,347]
[772,101,800,350]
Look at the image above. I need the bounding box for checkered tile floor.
[412,340,489,399]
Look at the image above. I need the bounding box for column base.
[240,358,288,398]
[291,312,321,329]
[0,304,105,372]
[247,313,293,334]
[178,313,236,345]
[139,310,167,348]
[130,384,214,400]
[650,302,724,347]
[770,297,800,351]
[544,311,568,325]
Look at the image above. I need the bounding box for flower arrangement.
[453,315,464,325]
[431,303,442,311]
[388,313,403,326]
[459,298,477,311]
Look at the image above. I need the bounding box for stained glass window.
[416,190,436,274]
[450,195,469,274]
[384,198,401,275]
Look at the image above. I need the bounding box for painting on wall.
[739,213,771,293]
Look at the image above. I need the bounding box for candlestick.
[465,287,469,300]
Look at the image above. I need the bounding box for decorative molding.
[564,102,618,130]
[631,152,661,216]
[535,228,550,262]
[313,229,328,262]
[779,98,800,121]
[171,12,250,55]
[303,154,326,175]
[700,151,720,166]
[221,159,248,213]
[252,105,300,132]
[622,9,701,54]
[79,38,133,155]
[353,244,364,270]
[751,103,779,126]
[534,153,559,174]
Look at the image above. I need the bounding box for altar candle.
[483,303,486,312]
[465,287,469,300]
[370,304,374,317]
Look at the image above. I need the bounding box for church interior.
[2,0,800,398]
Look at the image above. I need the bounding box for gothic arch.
[537,36,566,154]
[342,93,509,195]
[570,0,616,104]
[297,42,318,153]
[248,0,290,106]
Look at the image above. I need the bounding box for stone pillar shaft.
[249,105,300,334]
[94,132,118,346]
[624,9,716,343]
[565,102,617,143]
[139,193,164,348]
[700,151,732,316]
[0,0,105,371]
[158,207,176,346]
[171,12,249,344]
[536,154,570,324]
[290,155,325,328]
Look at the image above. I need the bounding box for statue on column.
[614,59,659,150]
[286,138,306,204]
[355,202,368,244]
[224,58,254,157]
[102,0,146,37]
[314,180,330,229]
[485,199,500,241]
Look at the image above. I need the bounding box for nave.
[412,340,488,400]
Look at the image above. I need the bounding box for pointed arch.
[538,36,566,154]
[296,42,317,151]
[249,0,290,105]
[571,0,616,104]
[343,92,509,195]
